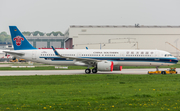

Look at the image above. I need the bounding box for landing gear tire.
[85,69,91,74]
[92,68,97,73]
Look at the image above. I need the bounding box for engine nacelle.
[97,61,114,71]
[97,61,123,71]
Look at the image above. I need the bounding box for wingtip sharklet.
[51,46,59,56]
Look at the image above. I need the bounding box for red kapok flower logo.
[13,36,24,46]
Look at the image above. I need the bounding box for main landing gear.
[85,69,91,74]
[85,68,97,74]
[92,68,97,73]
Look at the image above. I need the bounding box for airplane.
[4,26,178,74]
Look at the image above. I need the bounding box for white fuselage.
[12,49,178,67]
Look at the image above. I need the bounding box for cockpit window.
[165,54,172,57]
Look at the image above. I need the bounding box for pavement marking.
[0,68,179,76]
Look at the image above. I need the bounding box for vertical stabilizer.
[9,26,36,50]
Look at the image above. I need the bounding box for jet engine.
[97,61,113,71]
[97,61,122,71]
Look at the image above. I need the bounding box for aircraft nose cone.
[173,58,179,63]
[175,59,179,63]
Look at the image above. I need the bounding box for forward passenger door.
[155,51,159,61]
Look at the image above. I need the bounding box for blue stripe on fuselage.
[39,57,178,63]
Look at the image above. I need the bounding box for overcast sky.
[0,0,180,34]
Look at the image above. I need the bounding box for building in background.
[65,25,180,58]
[26,33,66,49]
[0,43,13,50]
[1,25,180,58]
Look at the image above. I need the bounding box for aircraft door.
[155,51,159,61]
[32,51,36,60]
[120,51,124,60]
[77,52,82,57]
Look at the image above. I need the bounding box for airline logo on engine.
[13,36,24,46]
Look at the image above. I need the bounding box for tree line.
[0,31,64,44]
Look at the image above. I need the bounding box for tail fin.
[9,26,36,50]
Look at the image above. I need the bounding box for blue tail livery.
[9,26,36,50]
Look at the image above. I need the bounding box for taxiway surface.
[0,68,179,76]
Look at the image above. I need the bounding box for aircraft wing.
[52,46,101,65]
[3,51,25,56]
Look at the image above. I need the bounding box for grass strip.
[0,74,180,110]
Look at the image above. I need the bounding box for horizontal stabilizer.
[3,51,25,56]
